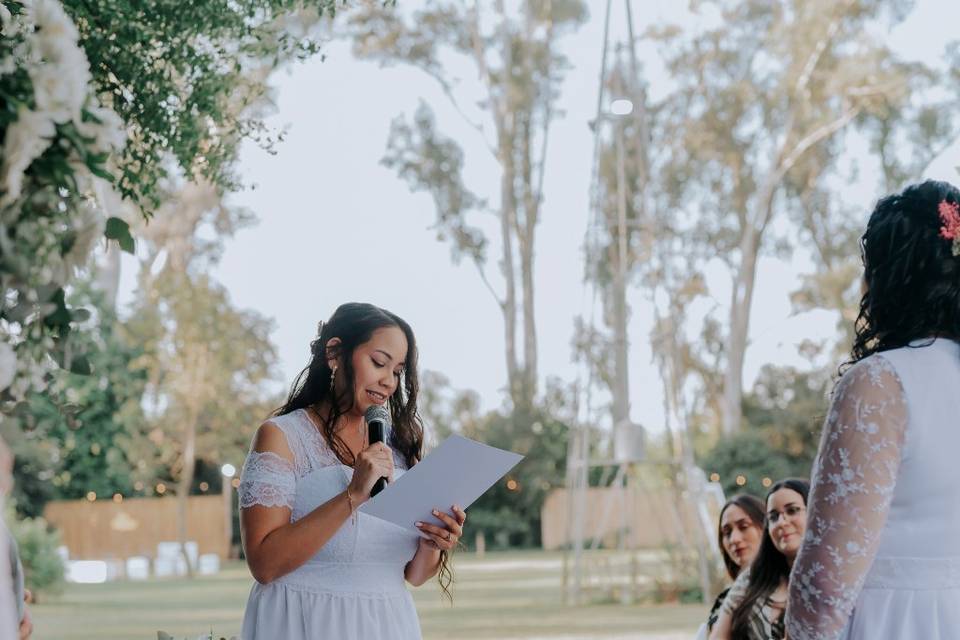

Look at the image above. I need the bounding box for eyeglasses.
[767,504,805,526]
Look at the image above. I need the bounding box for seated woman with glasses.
[709,478,810,640]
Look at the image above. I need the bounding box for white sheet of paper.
[359,434,523,534]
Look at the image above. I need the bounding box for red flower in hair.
[939,200,960,257]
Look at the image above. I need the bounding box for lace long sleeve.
[238,450,296,510]
[786,355,908,640]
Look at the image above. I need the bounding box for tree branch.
[794,0,855,99]
[773,105,861,195]
[532,0,555,216]
[471,254,504,308]
[415,62,499,157]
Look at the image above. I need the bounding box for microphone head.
[364,404,390,427]
[364,404,391,445]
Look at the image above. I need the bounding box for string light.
[156,483,166,495]
[735,475,747,486]
[133,481,144,491]
[761,477,773,488]
[709,472,720,483]
[199,482,209,492]
[86,491,96,502]
[506,479,519,491]
[112,493,123,503]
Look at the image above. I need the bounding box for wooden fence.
[540,486,723,550]
[43,495,229,561]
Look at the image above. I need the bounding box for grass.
[30,551,705,639]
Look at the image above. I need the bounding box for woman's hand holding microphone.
[347,442,395,505]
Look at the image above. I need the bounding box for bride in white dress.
[238,303,465,640]
[786,180,960,639]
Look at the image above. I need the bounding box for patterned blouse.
[718,569,786,640]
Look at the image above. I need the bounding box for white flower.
[28,58,90,124]
[62,185,106,274]
[0,342,16,392]
[0,4,13,35]
[0,55,16,77]
[77,105,127,153]
[30,0,81,61]
[22,0,91,123]
[0,106,56,206]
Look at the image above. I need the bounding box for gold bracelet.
[345,487,357,525]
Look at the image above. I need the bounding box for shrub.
[7,509,65,599]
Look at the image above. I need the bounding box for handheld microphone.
[364,405,391,498]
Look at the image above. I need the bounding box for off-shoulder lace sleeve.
[786,355,907,640]
[238,450,296,510]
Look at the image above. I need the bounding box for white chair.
[156,540,199,575]
[198,553,220,575]
[153,556,176,578]
[104,559,123,581]
[126,556,150,580]
[66,560,107,584]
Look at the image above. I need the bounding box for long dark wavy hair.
[729,478,809,639]
[717,494,765,580]
[274,302,454,599]
[275,302,422,468]
[849,180,960,367]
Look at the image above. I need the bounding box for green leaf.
[44,289,71,328]
[68,355,92,376]
[104,217,135,254]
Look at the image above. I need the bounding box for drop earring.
[329,366,337,392]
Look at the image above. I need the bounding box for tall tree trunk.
[493,0,527,410]
[499,139,521,407]
[519,112,539,409]
[721,225,761,435]
[612,133,630,433]
[177,410,197,578]
[520,233,537,407]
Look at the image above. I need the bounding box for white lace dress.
[787,338,960,639]
[238,409,422,640]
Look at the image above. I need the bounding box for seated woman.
[709,479,809,640]
[704,494,765,632]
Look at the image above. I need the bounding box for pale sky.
[119,0,960,435]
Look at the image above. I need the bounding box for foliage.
[700,364,831,497]
[0,0,127,403]
[121,178,280,571]
[350,0,587,409]
[418,370,483,446]
[742,364,830,465]
[464,405,570,549]
[126,267,278,490]
[61,0,342,209]
[5,285,149,518]
[700,431,799,499]
[418,373,573,549]
[645,0,959,435]
[0,0,343,412]
[6,505,66,598]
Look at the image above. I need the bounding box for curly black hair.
[849,180,960,367]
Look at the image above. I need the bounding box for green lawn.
[30,552,705,639]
